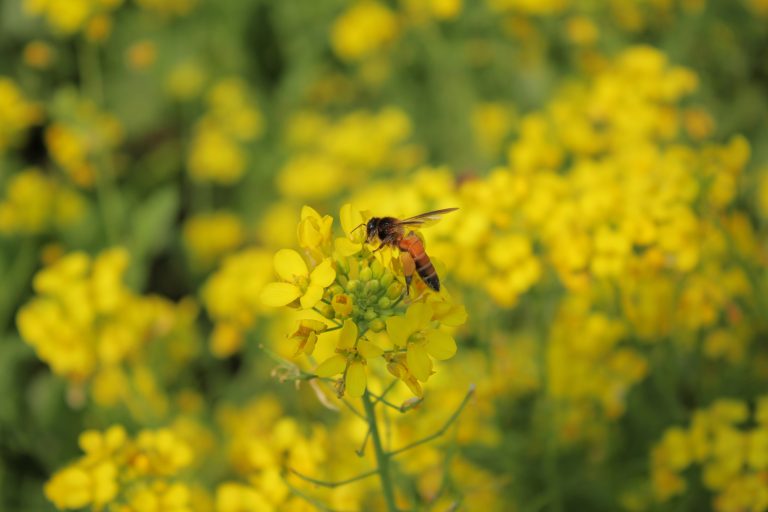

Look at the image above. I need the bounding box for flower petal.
[299,284,324,309]
[340,203,361,236]
[425,329,457,360]
[310,259,336,288]
[301,205,320,220]
[386,316,410,348]
[406,302,432,330]
[345,361,367,397]
[358,340,383,359]
[337,319,358,350]
[314,354,346,377]
[407,343,432,382]
[260,282,302,307]
[335,237,362,257]
[274,249,308,281]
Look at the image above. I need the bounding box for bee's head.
[365,218,380,243]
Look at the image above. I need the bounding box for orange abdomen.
[398,235,440,291]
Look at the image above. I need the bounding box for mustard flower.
[260,249,335,309]
[385,302,457,383]
[288,319,327,356]
[315,319,383,397]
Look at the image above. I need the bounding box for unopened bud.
[314,302,334,319]
[364,279,380,294]
[369,319,385,332]
[387,282,404,299]
[370,259,384,279]
[359,267,373,282]
[364,308,377,321]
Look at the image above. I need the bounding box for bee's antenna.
[352,223,366,232]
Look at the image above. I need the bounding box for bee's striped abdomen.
[399,234,440,291]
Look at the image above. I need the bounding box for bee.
[364,208,458,293]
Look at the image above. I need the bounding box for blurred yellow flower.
[183,211,245,268]
[331,1,398,62]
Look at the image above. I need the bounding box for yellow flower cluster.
[23,0,123,39]
[278,108,420,200]
[201,248,275,357]
[17,248,199,415]
[0,168,85,235]
[45,425,194,511]
[187,78,263,184]
[260,205,465,398]
[0,78,41,153]
[548,295,647,437]
[651,398,768,512]
[322,46,760,441]
[215,396,345,510]
[45,91,123,187]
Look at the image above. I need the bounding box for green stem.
[363,390,398,512]
[77,40,119,244]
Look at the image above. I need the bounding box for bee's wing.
[396,207,458,227]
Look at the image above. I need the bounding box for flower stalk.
[363,390,399,512]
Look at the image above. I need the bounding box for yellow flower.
[183,211,245,267]
[335,203,366,256]
[331,1,398,62]
[289,319,327,356]
[386,302,457,382]
[297,205,333,262]
[260,250,335,309]
[315,319,382,397]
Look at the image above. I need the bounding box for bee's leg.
[373,244,386,253]
[399,251,416,296]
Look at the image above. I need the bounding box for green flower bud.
[314,302,334,319]
[337,256,350,275]
[370,259,384,279]
[369,319,385,332]
[364,308,377,321]
[378,296,391,309]
[380,272,394,288]
[359,267,373,282]
[347,279,360,292]
[387,282,404,299]
[336,275,348,288]
[330,284,344,296]
[364,279,380,294]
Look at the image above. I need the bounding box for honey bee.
[363,208,458,292]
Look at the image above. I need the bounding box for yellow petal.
[431,302,467,327]
[426,329,457,360]
[386,316,410,348]
[274,249,308,281]
[338,319,358,350]
[335,237,362,256]
[310,258,336,288]
[315,354,346,377]
[407,343,432,382]
[299,285,324,309]
[358,340,383,359]
[340,203,363,238]
[406,302,432,330]
[345,361,367,397]
[260,282,301,307]
[301,205,321,221]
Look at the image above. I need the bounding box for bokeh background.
[2,0,768,510]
